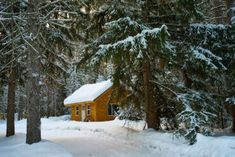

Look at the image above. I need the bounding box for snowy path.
[50,136,152,157]
[42,119,154,157]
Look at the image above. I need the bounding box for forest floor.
[0,115,235,157]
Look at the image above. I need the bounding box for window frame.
[87,104,91,116]
[75,106,79,116]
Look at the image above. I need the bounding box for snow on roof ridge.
[64,79,113,105]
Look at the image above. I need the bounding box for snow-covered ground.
[0,133,72,157]
[0,115,235,157]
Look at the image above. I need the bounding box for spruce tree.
[79,0,230,144]
[1,0,89,143]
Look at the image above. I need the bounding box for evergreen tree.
[78,0,230,144]
[0,0,89,143]
[0,0,23,137]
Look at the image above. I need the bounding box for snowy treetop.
[104,17,147,31]
[190,46,226,70]
[190,23,226,30]
[91,24,171,65]
[64,80,113,105]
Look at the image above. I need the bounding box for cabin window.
[108,104,119,116]
[75,106,79,115]
[87,104,91,115]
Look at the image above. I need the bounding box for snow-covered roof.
[64,80,113,105]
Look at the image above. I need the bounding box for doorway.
[81,105,86,121]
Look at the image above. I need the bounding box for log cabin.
[64,80,120,121]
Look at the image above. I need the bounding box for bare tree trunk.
[183,70,192,88]
[26,0,41,144]
[217,86,225,129]
[18,88,25,121]
[233,118,235,132]
[212,0,226,24]
[143,60,160,129]
[6,2,18,137]
[231,106,235,132]
[6,66,16,137]
[140,0,160,130]
[47,86,51,118]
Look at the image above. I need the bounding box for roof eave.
[64,100,96,107]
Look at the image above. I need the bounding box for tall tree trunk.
[26,0,41,144]
[18,88,25,121]
[225,0,235,133]
[140,0,160,130]
[143,60,159,129]
[47,86,51,118]
[6,2,18,137]
[6,66,16,137]
[231,106,235,132]
[183,70,192,88]
[213,0,226,24]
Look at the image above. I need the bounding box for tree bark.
[140,0,160,130]
[183,70,192,88]
[6,2,18,137]
[26,0,41,144]
[231,106,235,132]
[18,89,25,121]
[6,66,16,137]
[143,60,160,129]
[213,0,226,24]
[233,119,235,132]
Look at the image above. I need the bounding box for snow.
[0,133,73,157]
[230,8,235,24]
[226,97,235,105]
[232,16,235,25]
[93,24,170,64]
[105,17,147,31]
[1,115,235,157]
[176,91,217,134]
[191,46,226,70]
[190,23,226,30]
[64,79,113,105]
[102,25,167,51]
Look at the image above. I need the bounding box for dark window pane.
[108,104,112,115]
[87,105,91,115]
[112,105,119,114]
[108,104,119,115]
[76,106,79,115]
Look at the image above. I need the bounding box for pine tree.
[78,0,230,144]
[1,0,88,143]
[0,0,23,137]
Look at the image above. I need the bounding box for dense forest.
[0,0,235,146]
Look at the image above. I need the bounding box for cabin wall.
[69,87,126,122]
[71,105,81,121]
[95,88,116,121]
[86,102,96,121]
[71,103,96,121]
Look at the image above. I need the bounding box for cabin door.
[81,105,86,121]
